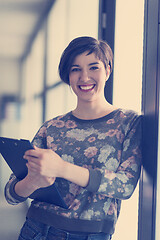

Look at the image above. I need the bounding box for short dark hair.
[58,36,113,85]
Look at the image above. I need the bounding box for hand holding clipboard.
[0,137,68,209]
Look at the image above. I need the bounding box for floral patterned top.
[5,109,142,234]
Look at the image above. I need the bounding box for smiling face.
[69,51,110,104]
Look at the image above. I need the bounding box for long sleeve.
[5,173,28,205]
[86,115,142,200]
[4,126,47,205]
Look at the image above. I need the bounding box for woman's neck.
[72,100,117,120]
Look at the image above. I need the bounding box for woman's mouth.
[78,84,95,92]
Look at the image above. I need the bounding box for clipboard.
[0,137,68,209]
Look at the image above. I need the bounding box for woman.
[5,36,142,240]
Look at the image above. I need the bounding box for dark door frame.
[98,0,116,104]
[138,0,160,239]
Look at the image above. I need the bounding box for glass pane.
[46,83,77,121]
[46,0,67,86]
[20,97,42,140]
[46,84,66,120]
[20,28,45,138]
[66,0,99,42]
[28,29,45,95]
[46,0,99,86]
[22,28,45,100]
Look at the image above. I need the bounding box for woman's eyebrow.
[71,64,80,67]
[88,62,99,66]
[71,62,99,67]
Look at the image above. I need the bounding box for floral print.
[66,128,96,141]
[51,119,65,128]
[98,145,116,164]
[84,147,98,158]
[65,120,77,129]
[5,109,142,234]
[105,158,119,171]
[88,137,96,142]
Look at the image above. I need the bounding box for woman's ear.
[106,65,111,81]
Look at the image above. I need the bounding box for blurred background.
[0,0,145,239]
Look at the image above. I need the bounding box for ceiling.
[0,0,54,60]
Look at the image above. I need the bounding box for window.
[20,28,45,139]
[45,0,99,121]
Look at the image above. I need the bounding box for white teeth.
[79,85,94,90]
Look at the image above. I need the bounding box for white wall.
[113,1,144,114]
[112,1,144,240]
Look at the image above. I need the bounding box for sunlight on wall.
[113,1,144,114]
[112,1,144,240]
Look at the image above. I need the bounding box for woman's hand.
[15,146,89,198]
[24,146,65,179]
[24,146,90,189]
[14,147,61,198]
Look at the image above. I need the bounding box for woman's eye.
[90,66,99,70]
[70,68,80,72]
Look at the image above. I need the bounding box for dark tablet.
[0,137,68,209]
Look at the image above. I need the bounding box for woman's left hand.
[23,146,65,178]
[24,146,89,188]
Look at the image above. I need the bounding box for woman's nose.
[80,69,89,81]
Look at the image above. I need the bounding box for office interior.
[0,0,160,240]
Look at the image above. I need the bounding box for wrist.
[62,161,89,187]
[59,160,69,179]
[15,177,38,198]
